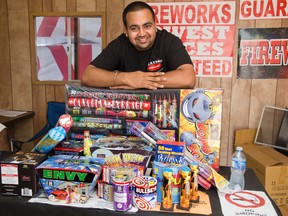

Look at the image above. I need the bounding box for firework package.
[179,89,223,172]
[0,152,47,197]
[66,84,180,141]
[36,155,105,204]
[66,84,223,171]
[7,85,228,213]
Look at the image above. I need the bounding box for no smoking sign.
[225,191,265,208]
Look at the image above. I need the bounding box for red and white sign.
[225,191,265,208]
[149,1,236,77]
[218,190,278,216]
[239,0,288,20]
[237,28,288,79]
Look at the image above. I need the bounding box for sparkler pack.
[65,84,223,171]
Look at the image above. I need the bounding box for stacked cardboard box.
[235,129,288,211]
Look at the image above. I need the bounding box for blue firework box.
[36,155,105,203]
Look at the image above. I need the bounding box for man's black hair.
[122,1,155,27]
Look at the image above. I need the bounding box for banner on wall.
[239,0,288,20]
[149,1,236,78]
[238,28,288,79]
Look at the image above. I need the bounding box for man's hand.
[111,71,167,90]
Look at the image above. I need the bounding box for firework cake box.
[179,89,223,171]
[0,152,47,197]
[36,155,105,204]
[90,136,153,172]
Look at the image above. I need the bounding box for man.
[81,1,196,90]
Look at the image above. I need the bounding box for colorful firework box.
[90,136,153,172]
[102,163,144,184]
[65,84,224,171]
[36,155,105,204]
[65,84,180,139]
[53,140,84,156]
[0,152,47,197]
[179,89,223,171]
[155,140,185,164]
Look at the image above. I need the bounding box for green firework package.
[36,155,105,204]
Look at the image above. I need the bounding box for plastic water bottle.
[229,146,246,191]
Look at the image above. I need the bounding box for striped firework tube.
[73,122,122,129]
[68,97,151,110]
[68,90,150,101]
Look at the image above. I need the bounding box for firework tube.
[70,133,103,140]
[144,121,169,141]
[197,175,211,190]
[83,130,93,156]
[162,168,173,209]
[68,89,150,101]
[189,163,199,201]
[106,109,149,118]
[72,116,122,124]
[130,122,156,148]
[68,97,151,110]
[184,148,228,191]
[184,149,214,189]
[157,95,163,128]
[73,122,122,129]
[179,167,191,209]
[113,175,132,212]
[57,114,73,133]
[171,94,177,124]
[199,166,215,186]
[167,94,172,128]
[32,126,66,154]
[162,94,168,128]
[153,94,158,124]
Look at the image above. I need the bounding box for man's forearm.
[81,64,196,89]
[158,64,196,89]
[81,65,116,87]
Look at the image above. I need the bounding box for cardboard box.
[36,155,105,204]
[0,151,47,197]
[235,129,288,208]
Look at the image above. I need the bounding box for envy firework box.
[36,155,105,204]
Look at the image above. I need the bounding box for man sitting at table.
[81,1,196,90]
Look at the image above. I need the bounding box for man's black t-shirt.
[90,29,192,72]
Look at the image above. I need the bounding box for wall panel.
[0,0,12,109]
[7,0,34,146]
[77,0,95,11]
[67,0,76,11]
[107,0,123,42]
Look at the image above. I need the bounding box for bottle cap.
[236,146,243,151]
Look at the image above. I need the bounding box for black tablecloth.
[0,167,282,216]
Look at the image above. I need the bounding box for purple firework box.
[90,137,153,171]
